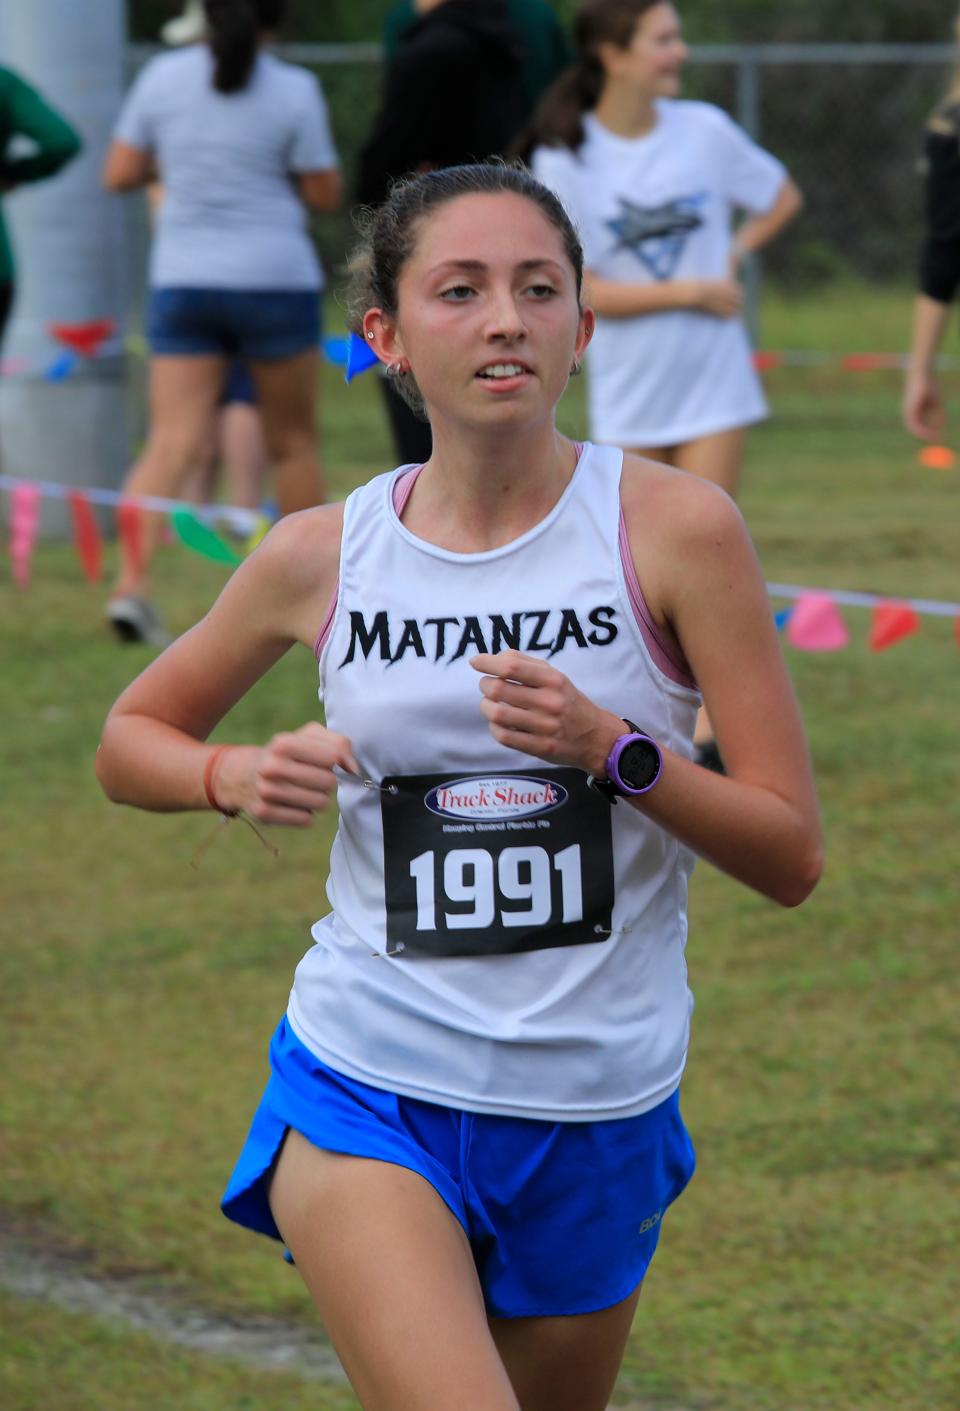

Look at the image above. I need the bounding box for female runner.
[96,163,821,1411]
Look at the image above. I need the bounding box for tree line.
[128,1,960,47]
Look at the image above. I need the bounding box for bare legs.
[218,401,267,509]
[251,347,325,514]
[109,347,324,621]
[268,1131,642,1411]
[181,403,267,512]
[626,425,746,498]
[488,1289,643,1411]
[112,354,227,600]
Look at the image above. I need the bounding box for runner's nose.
[485,289,526,343]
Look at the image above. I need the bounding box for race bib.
[380,768,614,958]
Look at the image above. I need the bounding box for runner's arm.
[472,473,822,906]
[584,270,743,319]
[95,507,356,826]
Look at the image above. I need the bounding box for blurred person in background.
[356,0,567,464]
[0,64,81,354]
[903,11,960,442]
[382,0,571,118]
[151,1,269,523]
[103,0,340,646]
[527,0,801,771]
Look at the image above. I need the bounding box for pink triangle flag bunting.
[786,592,850,652]
[9,483,41,587]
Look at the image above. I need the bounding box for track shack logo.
[425,776,567,822]
[338,606,618,668]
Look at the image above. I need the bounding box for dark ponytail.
[515,63,603,160]
[204,0,286,94]
[517,0,662,155]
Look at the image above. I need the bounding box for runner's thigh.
[489,1285,643,1411]
[269,1129,521,1411]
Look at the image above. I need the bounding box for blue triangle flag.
[45,349,79,381]
[344,331,380,384]
[322,336,350,365]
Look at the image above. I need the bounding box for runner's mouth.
[476,362,532,380]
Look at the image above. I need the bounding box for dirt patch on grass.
[0,1233,347,1382]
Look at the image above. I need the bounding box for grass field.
[2,284,959,1410]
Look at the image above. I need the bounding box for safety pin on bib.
[359,777,399,795]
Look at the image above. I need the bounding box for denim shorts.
[221,1017,696,1318]
[147,287,321,360]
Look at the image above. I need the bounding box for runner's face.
[383,192,592,431]
[601,4,688,98]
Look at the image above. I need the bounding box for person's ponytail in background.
[516,64,600,159]
[516,0,661,158]
[204,0,286,94]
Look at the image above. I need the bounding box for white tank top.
[286,443,702,1120]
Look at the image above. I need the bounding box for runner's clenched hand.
[470,651,623,777]
[216,723,358,826]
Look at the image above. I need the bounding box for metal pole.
[0,0,129,538]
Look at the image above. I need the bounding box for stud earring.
[570,358,582,376]
[366,330,375,339]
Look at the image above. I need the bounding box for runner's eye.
[526,284,557,299]
[440,285,476,302]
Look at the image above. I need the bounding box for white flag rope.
[767,582,960,619]
[2,474,959,617]
[0,473,263,535]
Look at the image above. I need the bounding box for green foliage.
[128,1,960,44]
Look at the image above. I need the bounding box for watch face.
[618,737,661,791]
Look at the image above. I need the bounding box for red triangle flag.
[752,351,782,371]
[48,319,116,358]
[116,500,144,582]
[869,600,919,651]
[68,489,103,583]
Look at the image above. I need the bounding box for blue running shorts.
[221,1017,696,1318]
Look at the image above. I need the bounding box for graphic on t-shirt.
[380,768,615,958]
[605,192,708,279]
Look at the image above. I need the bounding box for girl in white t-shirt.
[529,0,801,768]
[529,0,801,499]
[102,0,341,646]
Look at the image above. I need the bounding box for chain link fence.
[125,41,957,325]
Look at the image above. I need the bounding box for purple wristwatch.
[588,717,663,802]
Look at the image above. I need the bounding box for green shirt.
[0,65,82,284]
[382,0,572,112]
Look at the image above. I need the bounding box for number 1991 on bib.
[380,769,615,958]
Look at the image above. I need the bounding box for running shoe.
[106,596,172,647]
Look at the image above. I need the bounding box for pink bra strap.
[618,509,697,689]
